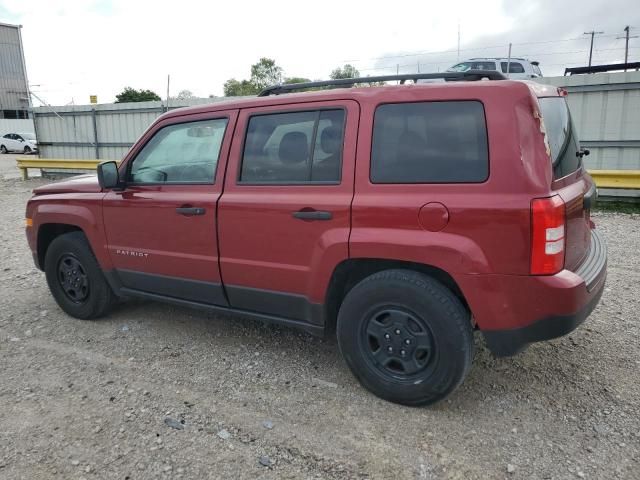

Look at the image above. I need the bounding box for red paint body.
[26,80,604,336]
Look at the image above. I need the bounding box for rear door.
[217,100,358,324]
[102,110,238,305]
[539,96,593,269]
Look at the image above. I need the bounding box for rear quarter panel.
[351,82,550,277]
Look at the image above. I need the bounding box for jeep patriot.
[25,72,607,405]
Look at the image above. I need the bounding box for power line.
[343,33,620,64]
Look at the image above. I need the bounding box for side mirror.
[97,161,121,189]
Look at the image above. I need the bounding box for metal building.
[0,22,30,119]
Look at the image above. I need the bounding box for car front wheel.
[337,269,474,406]
[44,232,116,319]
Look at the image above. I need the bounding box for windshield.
[448,62,472,72]
[19,133,36,140]
[447,61,497,72]
[538,97,581,179]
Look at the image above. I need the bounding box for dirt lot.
[0,176,638,480]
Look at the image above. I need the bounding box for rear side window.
[539,97,581,179]
[500,62,525,73]
[240,109,345,184]
[371,101,489,183]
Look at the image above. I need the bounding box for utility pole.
[583,30,604,67]
[617,26,638,71]
[457,21,461,61]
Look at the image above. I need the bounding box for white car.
[0,132,38,154]
[447,58,543,79]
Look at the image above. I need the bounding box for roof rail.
[258,70,507,97]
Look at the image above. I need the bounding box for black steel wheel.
[23,146,32,154]
[362,307,436,380]
[56,254,90,304]
[337,269,474,406]
[44,232,116,319]
[0,145,7,154]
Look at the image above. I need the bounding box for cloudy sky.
[2,0,639,105]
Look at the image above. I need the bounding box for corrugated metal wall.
[0,118,34,136]
[0,23,29,113]
[33,73,640,171]
[33,98,226,160]
[536,72,640,170]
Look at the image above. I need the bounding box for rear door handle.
[292,210,333,221]
[176,207,206,216]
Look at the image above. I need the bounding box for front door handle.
[176,206,206,216]
[292,210,332,221]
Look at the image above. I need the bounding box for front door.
[102,110,238,305]
[218,100,359,324]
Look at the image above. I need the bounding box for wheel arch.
[324,258,470,334]
[36,223,84,270]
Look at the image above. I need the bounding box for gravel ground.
[0,176,638,480]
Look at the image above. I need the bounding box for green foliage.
[284,77,311,84]
[223,58,284,96]
[250,58,283,90]
[115,87,161,103]
[330,64,360,79]
[223,78,259,97]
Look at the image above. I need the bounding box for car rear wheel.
[44,232,116,319]
[336,269,473,406]
[0,145,7,154]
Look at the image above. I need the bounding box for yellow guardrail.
[15,157,640,190]
[587,170,640,190]
[15,157,118,180]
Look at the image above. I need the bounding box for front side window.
[240,109,345,184]
[129,118,228,184]
[371,101,489,184]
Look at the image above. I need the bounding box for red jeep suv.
[25,71,606,405]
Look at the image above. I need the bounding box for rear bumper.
[461,230,607,356]
[482,274,604,356]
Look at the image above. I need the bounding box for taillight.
[531,195,566,275]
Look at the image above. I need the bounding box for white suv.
[447,58,542,79]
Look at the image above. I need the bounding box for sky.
[1,0,639,106]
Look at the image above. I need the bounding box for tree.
[223,58,285,96]
[176,89,194,100]
[284,77,311,84]
[223,78,259,97]
[115,87,161,103]
[330,64,360,79]
[250,58,283,90]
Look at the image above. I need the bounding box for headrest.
[279,131,308,164]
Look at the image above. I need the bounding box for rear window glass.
[370,101,489,183]
[500,62,525,73]
[538,97,581,179]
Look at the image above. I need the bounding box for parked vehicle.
[1,132,38,154]
[25,72,606,406]
[447,58,543,79]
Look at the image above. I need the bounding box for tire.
[337,269,473,406]
[44,232,116,319]
[0,145,7,154]
[23,146,32,154]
